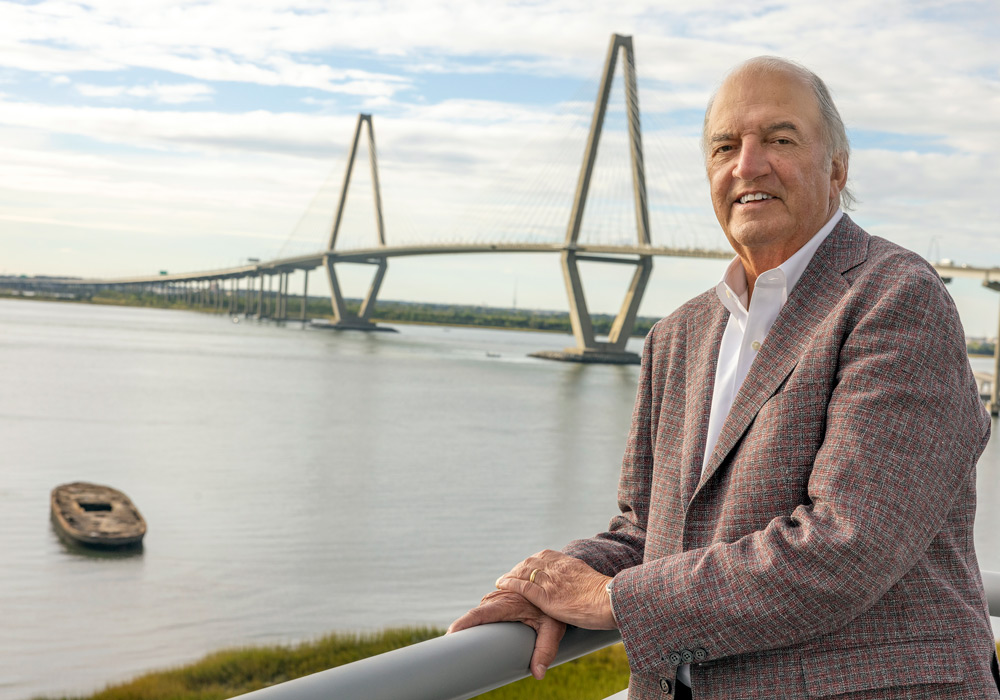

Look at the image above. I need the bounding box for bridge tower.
[534,33,652,364]
[321,113,390,330]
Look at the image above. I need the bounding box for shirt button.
[751,340,761,351]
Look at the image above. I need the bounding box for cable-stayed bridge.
[11,34,1000,372]
[29,34,736,364]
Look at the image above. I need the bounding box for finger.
[495,575,535,600]
[529,615,566,679]
[447,608,486,634]
[499,551,557,583]
[496,567,546,590]
[496,554,543,583]
[496,576,555,621]
[448,603,514,633]
[448,592,537,634]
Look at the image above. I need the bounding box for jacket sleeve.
[606,264,990,671]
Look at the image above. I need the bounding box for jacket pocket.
[801,638,962,697]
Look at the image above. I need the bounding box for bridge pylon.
[318,113,393,332]
[532,33,652,365]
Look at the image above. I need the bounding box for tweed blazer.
[564,216,999,699]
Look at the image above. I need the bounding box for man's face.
[705,68,845,262]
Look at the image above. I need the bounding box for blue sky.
[1,0,998,333]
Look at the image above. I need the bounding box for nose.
[732,138,770,181]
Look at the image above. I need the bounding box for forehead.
[707,68,822,137]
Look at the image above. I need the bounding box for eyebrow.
[709,121,801,144]
[764,121,800,135]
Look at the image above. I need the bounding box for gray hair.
[703,56,856,210]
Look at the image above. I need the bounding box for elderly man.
[451,57,1000,699]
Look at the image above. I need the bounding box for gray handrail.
[232,623,622,700]
[232,570,1000,700]
[984,569,1000,617]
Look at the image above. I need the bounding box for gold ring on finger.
[529,568,541,584]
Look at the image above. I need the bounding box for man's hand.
[448,590,567,679]
[494,549,616,631]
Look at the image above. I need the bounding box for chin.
[727,222,783,249]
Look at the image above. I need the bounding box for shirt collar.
[716,208,843,315]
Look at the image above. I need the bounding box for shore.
[0,289,658,338]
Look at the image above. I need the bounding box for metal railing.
[984,569,1000,616]
[233,570,1000,700]
[234,623,621,700]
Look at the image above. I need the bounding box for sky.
[1,0,999,334]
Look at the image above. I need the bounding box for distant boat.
[50,482,146,549]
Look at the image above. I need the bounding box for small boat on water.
[50,482,146,549]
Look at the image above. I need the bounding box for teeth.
[739,193,773,204]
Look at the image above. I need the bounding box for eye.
[773,137,792,145]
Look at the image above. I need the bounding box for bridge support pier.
[257,272,264,321]
[300,270,310,322]
[314,113,394,333]
[276,272,287,322]
[316,256,392,331]
[532,33,651,365]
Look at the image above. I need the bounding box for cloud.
[75,82,216,104]
[0,0,996,291]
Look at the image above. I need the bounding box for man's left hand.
[495,549,617,630]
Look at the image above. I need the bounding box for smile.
[738,193,775,204]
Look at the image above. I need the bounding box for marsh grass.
[35,627,628,700]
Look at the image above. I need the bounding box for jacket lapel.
[681,298,729,505]
[694,216,869,496]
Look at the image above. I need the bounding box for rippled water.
[0,298,996,699]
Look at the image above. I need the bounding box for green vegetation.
[968,339,996,356]
[35,627,629,700]
[8,287,660,337]
[357,299,660,337]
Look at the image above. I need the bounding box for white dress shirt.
[702,208,843,473]
[677,208,843,689]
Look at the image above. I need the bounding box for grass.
[34,627,629,700]
[25,626,1000,700]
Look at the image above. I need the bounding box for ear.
[830,152,848,195]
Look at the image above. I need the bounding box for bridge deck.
[41,245,999,288]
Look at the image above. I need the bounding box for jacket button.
[694,647,708,662]
[667,652,682,666]
[680,648,694,664]
[659,677,672,693]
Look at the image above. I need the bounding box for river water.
[1,298,997,700]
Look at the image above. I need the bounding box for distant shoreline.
[0,289,659,338]
[3,292,995,355]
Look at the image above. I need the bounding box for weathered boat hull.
[50,482,146,549]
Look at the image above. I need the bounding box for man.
[450,57,1000,699]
